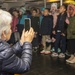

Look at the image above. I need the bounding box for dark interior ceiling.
[0,0,75,10]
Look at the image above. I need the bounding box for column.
[60,0,63,6]
[44,0,46,8]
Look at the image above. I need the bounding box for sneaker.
[34,47,38,50]
[65,52,71,57]
[44,51,51,55]
[66,55,74,63]
[66,57,75,64]
[33,49,38,52]
[51,48,61,53]
[58,48,61,53]
[51,47,55,52]
[51,52,58,57]
[59,53,65,58]
[40,50,45,54]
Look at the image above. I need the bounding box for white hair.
[0,9,12,38]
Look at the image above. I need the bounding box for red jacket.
[11,16,18,32]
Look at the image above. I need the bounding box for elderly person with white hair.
[0,9,34,75]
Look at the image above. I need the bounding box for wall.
[1,2,25,10]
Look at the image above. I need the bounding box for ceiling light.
[64,0,75,4]
[47,0,60,2]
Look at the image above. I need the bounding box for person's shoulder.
[63,12,67,16]
[33,16,40,19]
[0,40,10,59]
[57,13,61,18]
[40,15,44,17]
[48,15,53,19]
[35,16,40,19]
[72,16,75,20]
[73,15,75,18]
[30,16,33,18]
[0,40,10,49]
[22,15,27,18]
[49,15,53,17]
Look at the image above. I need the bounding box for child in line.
[51,6,67,58]
[31,9,40,51]
[40,8,53,54]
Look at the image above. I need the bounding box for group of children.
[9,3,75,63]
[40,5,67,58]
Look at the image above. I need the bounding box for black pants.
[54,32,66,53]
[67,39,75,54]
[17,24,24,37]
[32,34,39,47]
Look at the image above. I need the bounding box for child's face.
[51,6,56,12]
[32,10,37,16]
[19,11,22,15]
[59,6,66,14]
[13,11,18,17]
[43,9,49,16]
[69,7,74,15]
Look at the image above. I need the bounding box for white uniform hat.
[51,3,57,9]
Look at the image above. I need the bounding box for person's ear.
[2,31,6,38]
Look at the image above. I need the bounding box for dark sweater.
[41,15,53,35]
[54,13,67,34]
[31,16,40,33]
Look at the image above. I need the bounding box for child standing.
[40,8,53,54]
[31,9,40,50]
[18,6,27,37]
[66,4,75,64]
[52,6,67,58]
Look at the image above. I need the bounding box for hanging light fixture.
[47,0,60,2]
[64,0,75,4]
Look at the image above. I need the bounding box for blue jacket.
[0,40,32,75]
[19,15,27,25]
[40,15,43,25]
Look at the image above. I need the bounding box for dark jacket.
[67,16,75,39]
[54,13,67,34]
[0,40,32,75]
[31,16,40,33]
[40,15,53,35]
